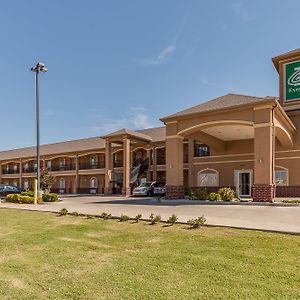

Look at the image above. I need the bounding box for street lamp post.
[31,63,47,196]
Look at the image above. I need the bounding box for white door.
[235,170,252,197]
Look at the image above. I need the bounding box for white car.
[153,182,166,196]
[132,182,155,196]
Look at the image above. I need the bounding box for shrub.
[149,213,154,221]
[119,214,130,222]
[70,211,80,216]
[185,186,194,199]
[59,208,68,216]
[208,192,222,201]
[167,214,178,225]
[134,214,142,223]
[6,194,37,204]
[6,194,20,203]
[42,193,58,202]
[100,212,112,220]
[218,187,235,201]
[150,215,161,225]
[21,191,34,197]
[187,216,206,229]
[195,188,208,200]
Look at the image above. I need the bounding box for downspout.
[271,102,278,200]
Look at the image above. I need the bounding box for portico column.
[152,146,157,181]
[19,160,22,188]
[165,136,184,199]
[146,147,151,181]
[122,138,131,197]
[188,138,194,187]
[75,154,79,193]
[252,107,275,202]
[104,140,113,195]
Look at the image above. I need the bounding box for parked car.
[0,185,23,198]
[153,182,166,196]
[132,182,156,196]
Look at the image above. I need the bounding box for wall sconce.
[169,163,173,169]
[258,159,263,164]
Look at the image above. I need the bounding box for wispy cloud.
[42,110,55,117]
[139,42,177,65]
[89,107,158,135]
[199,78,237,92]
[232,0,251,23]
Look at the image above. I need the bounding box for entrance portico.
[101,128,152,197]
[161,94,296,202]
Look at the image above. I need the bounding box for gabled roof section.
[137,126,165,142]
[161,93,277,122]
[101,128,152,142]
[272,48,300,72]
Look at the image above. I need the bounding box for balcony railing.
[23,166,37,173]
[79,161,105,170]
[2,168,19,174]
[114,160,123,168]
[156,156,166,165]
[49,164,76,171]
[184,154,189,163]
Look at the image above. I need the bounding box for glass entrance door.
[237,171,251,197]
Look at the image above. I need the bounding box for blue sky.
[0,0,299,150]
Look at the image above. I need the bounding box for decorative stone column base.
[166,185,185,199]
[104,187,112,195]
[252,184,275,202]
[122,187,131,197]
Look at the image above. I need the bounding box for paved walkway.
[1,196,300,234]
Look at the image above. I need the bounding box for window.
[13,165,18,171]
[47,160,52,169]
[275,170,288,186]
[34,162,38,171]
[194,143,210,157]
[59,178,65,189]
[24,180,29,190]
[90,178,97,189]
[24,163,29,171]
[13,181,18,187]
[90,156,97,166]
[198,169,218,187]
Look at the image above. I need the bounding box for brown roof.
[272,48,300,72]
[161,93,276,121]
[100,128,152,142]
[0,127,166,161]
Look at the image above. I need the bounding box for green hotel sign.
[285,60,300,101]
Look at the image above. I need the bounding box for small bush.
[100,212,112,220]
[195,188,208,200]
[208,192,222,201]
[21,191,34,197]
[187,216,206,229]
[6,194,37,204]
[6,194,20,203]
[149,213,154,221]
[59,208,68,216]
[70,211,80,216]
[134,214,142,223]
[185,186,194,199]
[119,214,130,222]
[282,199,300,204]
[42,192,58,202]
[218,187,235,201]
[150,215,161,225]
[167,214,178,225]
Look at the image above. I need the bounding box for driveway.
[1,195,300,234]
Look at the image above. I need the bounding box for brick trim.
[166,185,185,199]
[252,184,275,202]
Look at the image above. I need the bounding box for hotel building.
[1,49,300,202]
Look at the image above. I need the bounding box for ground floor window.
[275,170,288,186]
[59,178,65,189]
[24,180,29,190]
[197,169,218,186]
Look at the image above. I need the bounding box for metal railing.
[156,156,166,165]
[2,168,19,174]
[49,164,76,171]
[114,160,123,168]
[79,161,105,170]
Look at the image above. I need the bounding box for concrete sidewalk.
[1,196,300,234]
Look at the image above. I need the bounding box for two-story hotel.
[2,48,300,202]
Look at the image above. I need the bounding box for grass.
[0,209,299,300]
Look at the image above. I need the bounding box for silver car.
[132,182,155,196]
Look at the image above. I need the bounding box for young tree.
[40,168,56,192]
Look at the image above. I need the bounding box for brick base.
[122,187,131,197]
[252,184,275,202]
[166,185,185,199]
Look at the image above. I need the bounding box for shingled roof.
[0,127,166,161]
[161,93,277,121]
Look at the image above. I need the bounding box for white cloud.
[232,0,251,23]
[89,107,158,135]
[139,43,176,66]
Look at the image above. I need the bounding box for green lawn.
[0,209,299,300]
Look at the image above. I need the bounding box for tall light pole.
[31,62,47,195]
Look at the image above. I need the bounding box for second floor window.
[24,163,29,171]
[91,156,96,166]
[194,143,210,157]
[47,161,52,169]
